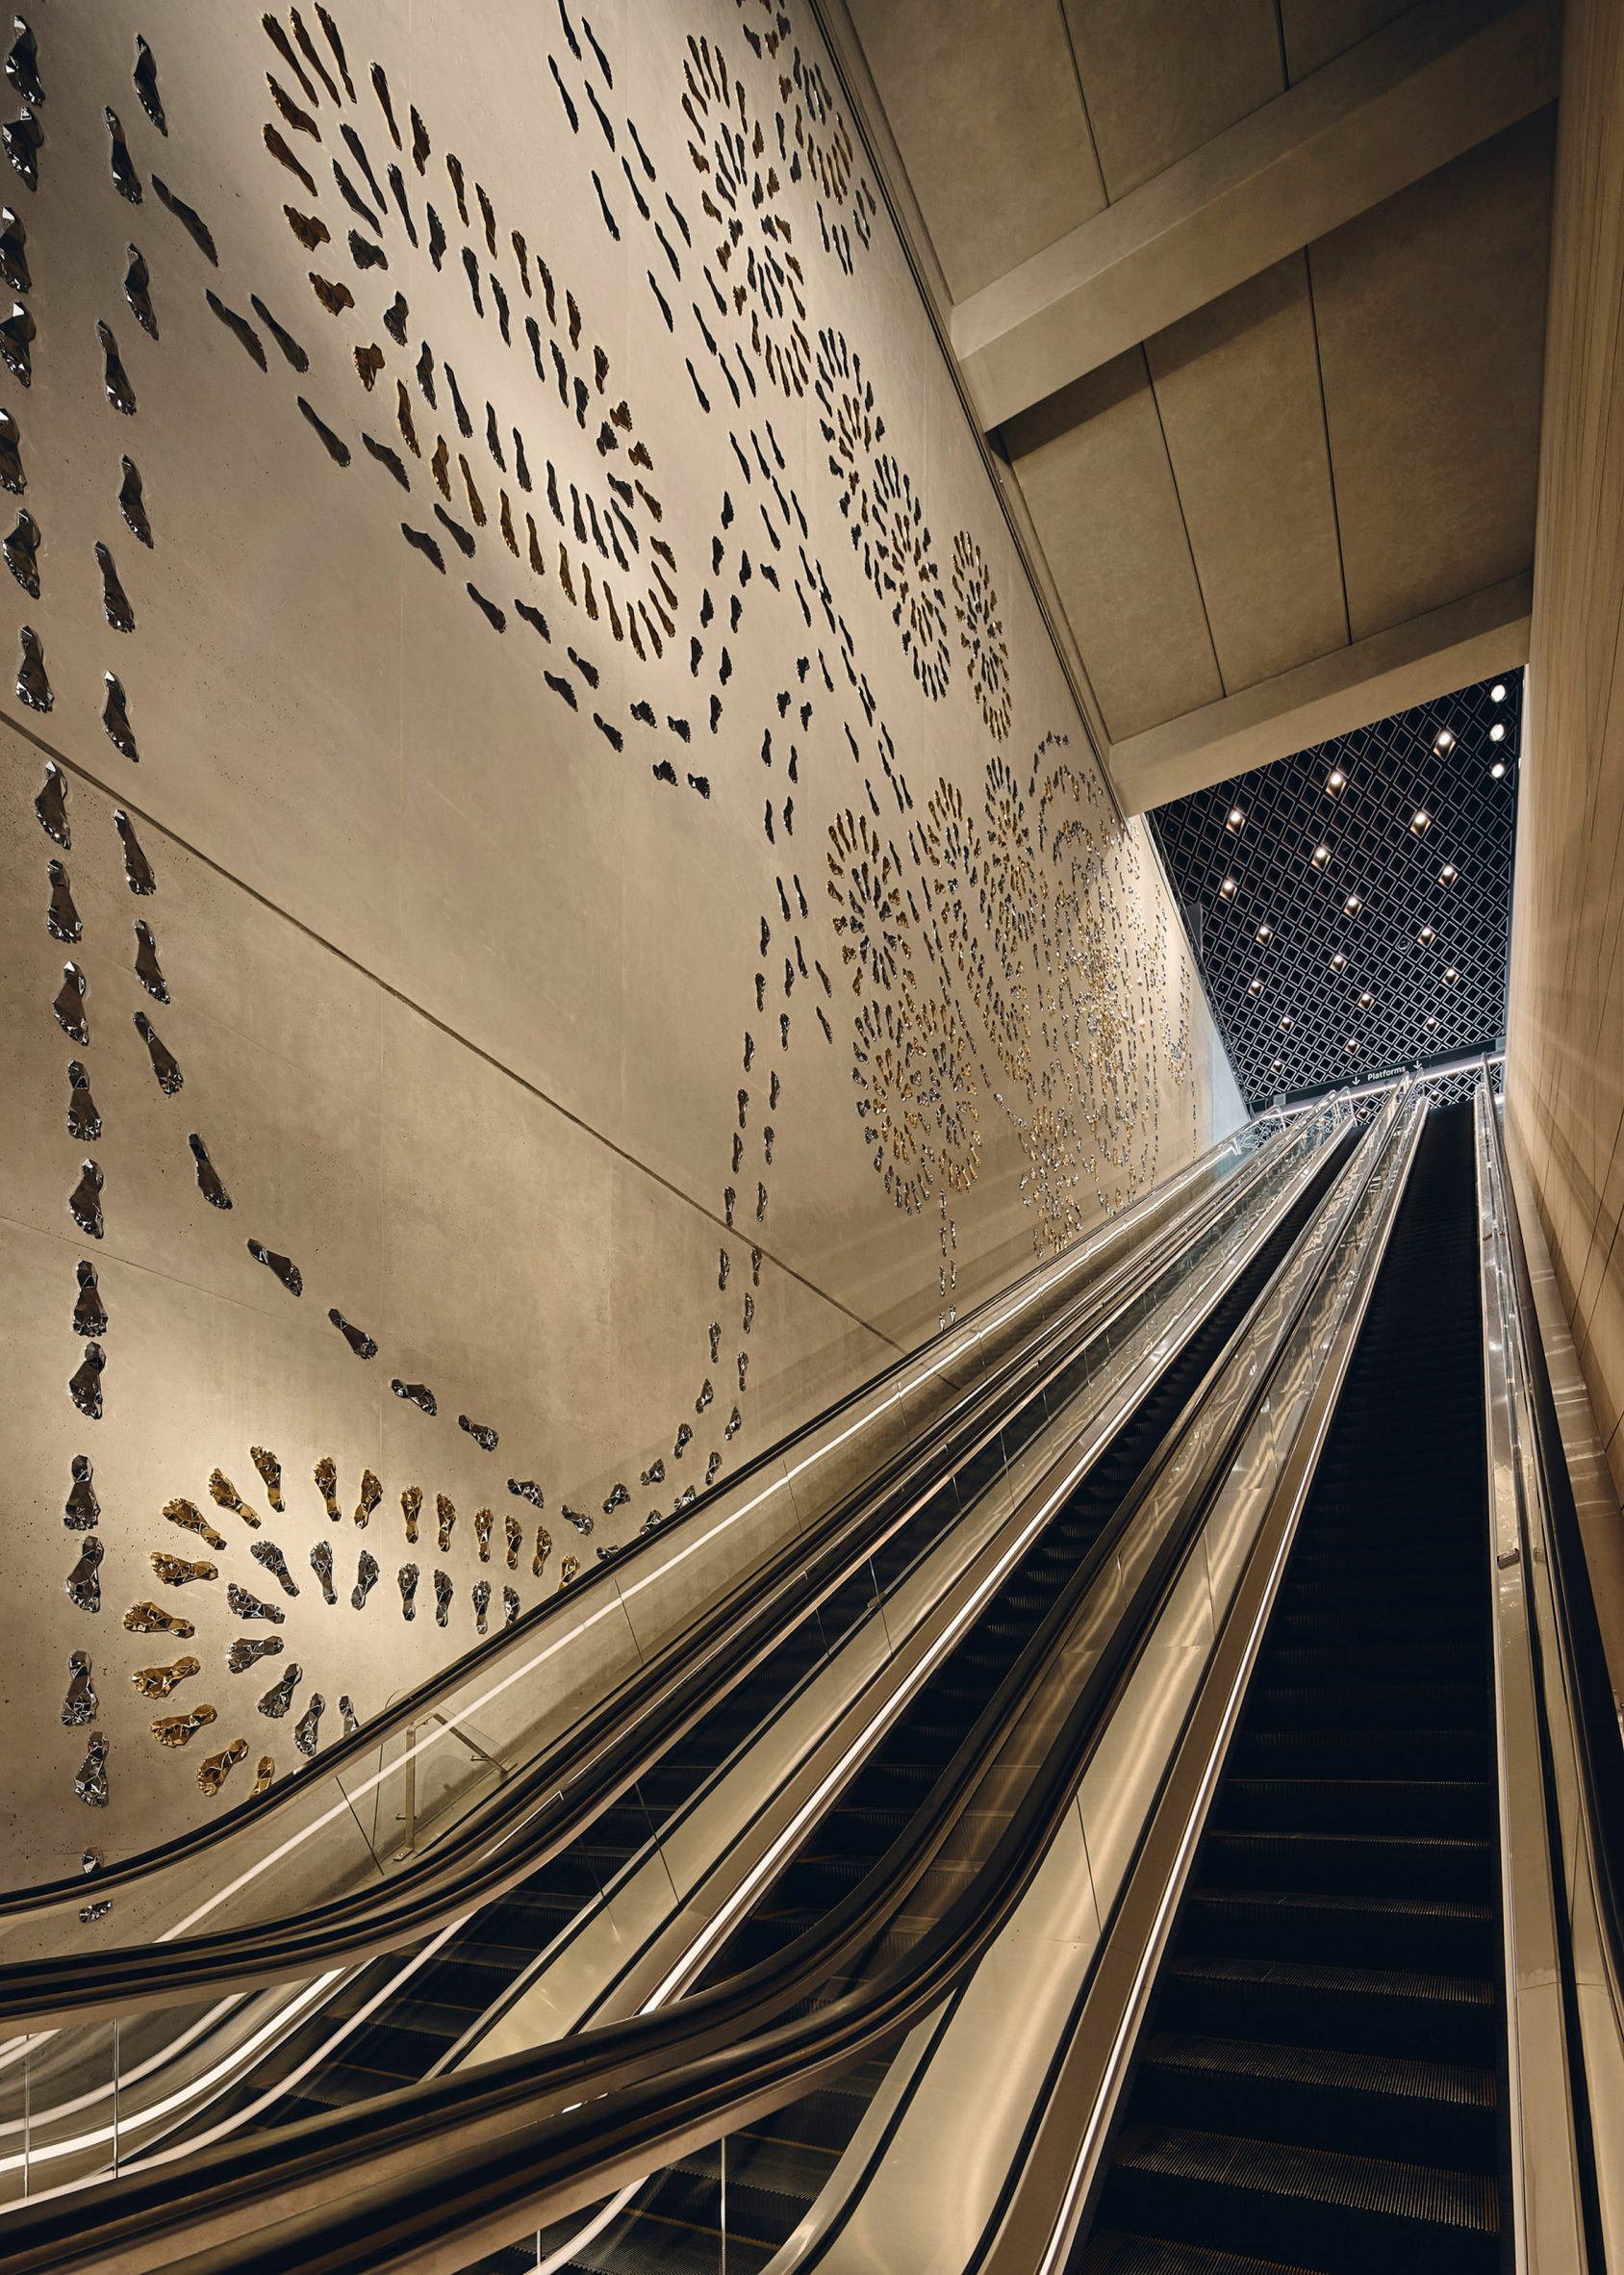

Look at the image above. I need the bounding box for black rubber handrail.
[0,1120,1323,2027]
[1490,1098,1624,2090]
[0,1109,1390,2274]
[1493,1101,1624,1986]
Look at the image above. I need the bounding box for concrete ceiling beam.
[1105,573,1532,814]
[952,0,1560,431]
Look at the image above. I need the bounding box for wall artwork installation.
[0,0,1229,1876]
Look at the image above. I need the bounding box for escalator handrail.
[6,1116,1280,1926]
[0,1104,1397,2274]
[1,1112,1273,1923]
[1485,1094,1624,2049]
[0,1112,1340,2027]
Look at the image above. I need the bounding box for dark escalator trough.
[1082,1101,1505,2275]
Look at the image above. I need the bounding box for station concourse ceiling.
[828,0,1555,814]
[1151,670,1519,1106]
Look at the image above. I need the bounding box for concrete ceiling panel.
[1280,0,1416,83]
[1003,351,1224,738]
[1060,0,1284,199]
[1147,253,1350,690]
[846,0,1104,298]
[1310,108,1554,642]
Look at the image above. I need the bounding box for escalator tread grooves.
[1143,2033,1495,2106]
[1113,2125,1498,2231]
[1083,2234,1330,2274]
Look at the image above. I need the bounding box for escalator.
[163,1143,1357,2176]
[172,1133,1349,2147]
[1079,1100,1505,2274]
[1,1102,1510,2275]
[11,1092,1611,2275]
[0,1114,1350,2239]
[469,1136,1362,2271]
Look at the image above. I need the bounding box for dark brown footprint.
[189,1133,231,1208]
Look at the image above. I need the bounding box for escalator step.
[1271,1603,1475,1642]
[694,2127,841,2199]
[1160,1954,1496,2064]
[1214,1778,1493,1838]
[1288,1553,1460,1580]
[1082,2233,1330,2273]
[1200,1828,1492,1900]
[1130,2032,1496,2166]
[1295,1511,1476,1536]
[1262,1644,1483,1677]
[1232,1727,1487,1778]
[1180,1886,1496,1973]
[1245,1682,1482,1730]
[273,2058,424,2110]
[330,1996,473,2056]
[1096,2124,1498,2274]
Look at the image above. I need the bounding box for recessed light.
[1492,682,1507,702]
[1227,807,1244,831]
[1345,1038,1358,1052]
[1419,926,1435,945]
[1344,893,1362,914]
[1359,990,1373,1009]
[1219,876,1238,898]
[1439,864,1458,884]
[1327,769,1346,794]
[1426,1014,1438,1029]
[1490,760,1507,780]
[1411,809,1431,832]
[1256,923,1273,943]
[1445,967,1459,983]
[1280,1015,1293,1032]
[1434,729,1455,753]
[1331,952,1347,971]
[1249,978,1263,995]
[1271,1058,1283,1072]
[1312,844,1331,867]
[1490,723,1506,742]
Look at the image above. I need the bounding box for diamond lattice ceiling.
[1151,672,1521,1110]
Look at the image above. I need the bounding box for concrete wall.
[0,0,1235,1879]
[1505,0,1624,1507]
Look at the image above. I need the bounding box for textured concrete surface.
[844,0,1555,805]
[1506,0,1624,1526]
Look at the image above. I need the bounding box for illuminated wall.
[1506,0,1624,1510]
[0,0,1236,1877]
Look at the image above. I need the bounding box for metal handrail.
[1478,1077,1624,2269]
[1486,1084,1624,2038]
